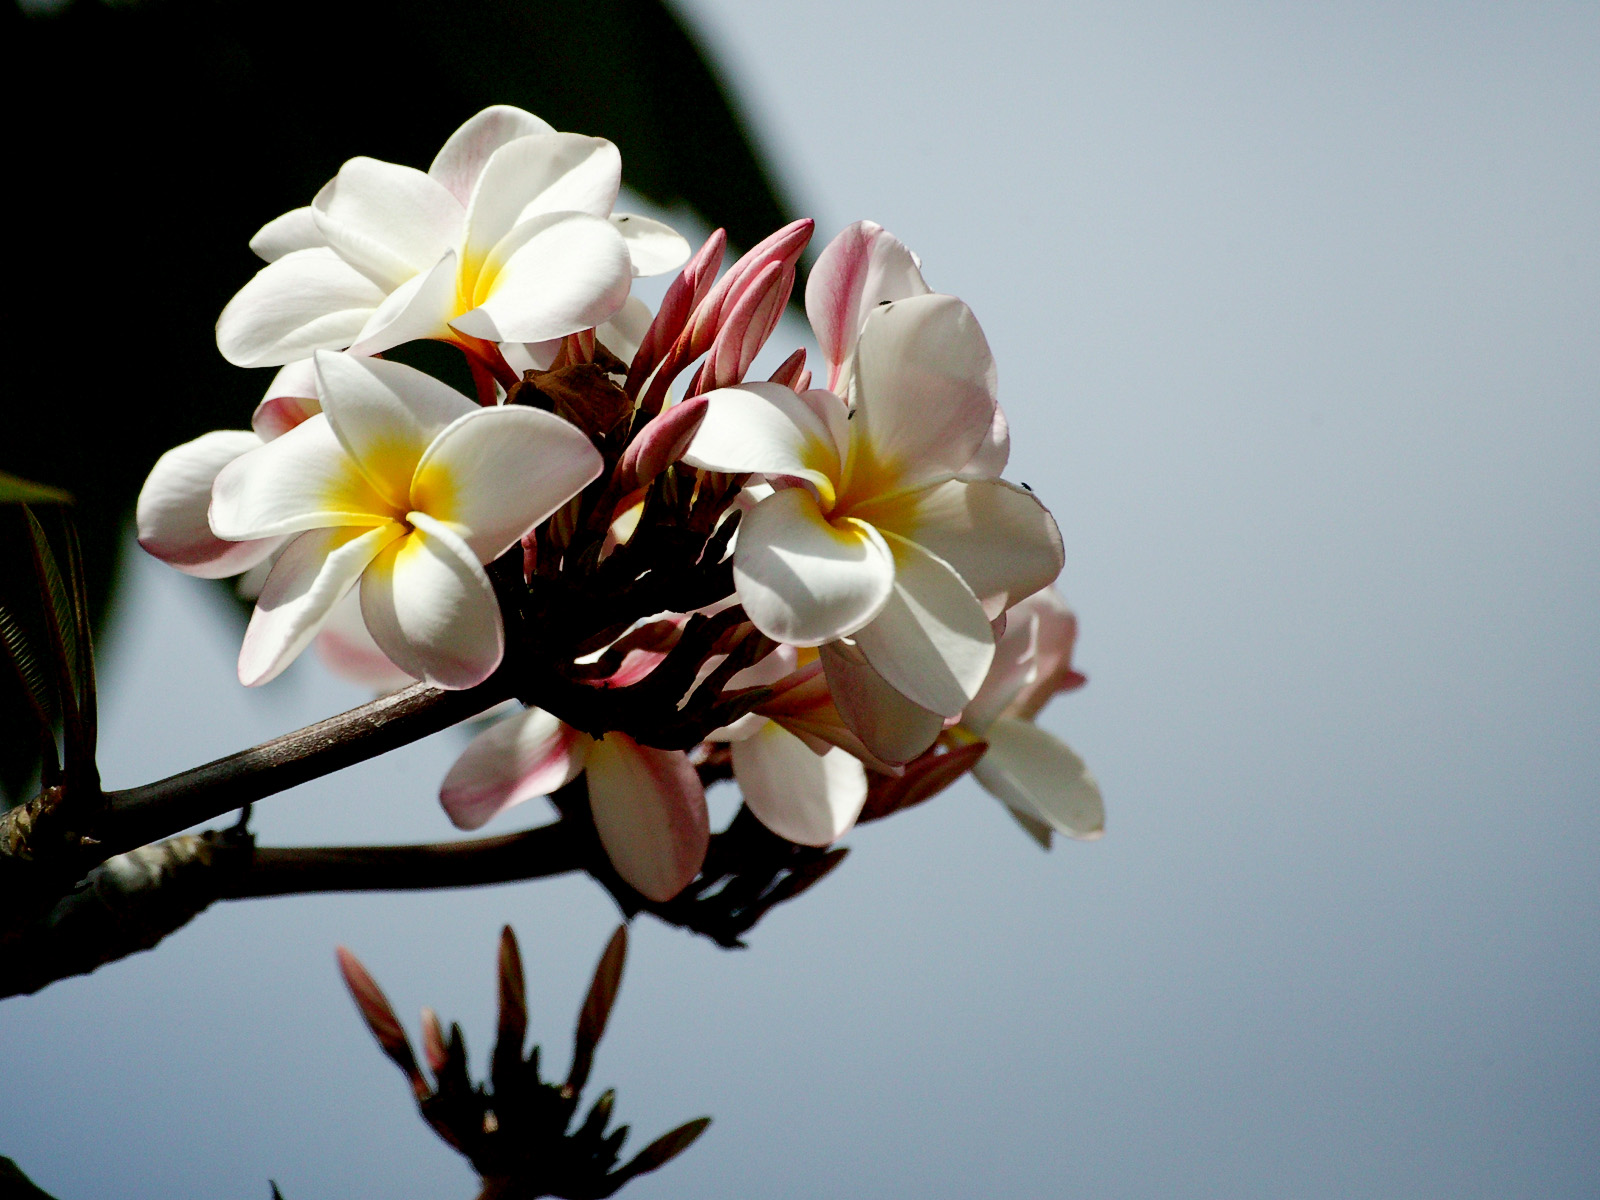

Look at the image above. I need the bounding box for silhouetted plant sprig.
[338,925,709,1200]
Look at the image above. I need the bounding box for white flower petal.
[819,641,945,765]
[847,293,998,493]
[359,512,504,689]
[429,105,555,204]
[586,734,709,902]
[733,723,867,846]
[610,213,691,277]
[853,535,995,717]
[249,206,325,262]
[346,250,460,357]
[805,220,930,391]
[451,211,631,344]
[313,589,416,693]
[210,414,395,539]
[596,294,653,364]
[463,133,622,262]
[1004,587,1083,721]
[972,718,1104,840]
[411,405,602,561]
[682,382,844,504]
[216,248,387,368]
[312,351,477,509]
[734,487,896,647]
[310,157,463,291]
[439,707,589,831]
[252,359,322,440]
[853,478,1063,619]
[961,404,1011,479]
[238,523,402,686]
[137,430,283,578]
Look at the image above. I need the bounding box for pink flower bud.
[627,229,727,397]
[640,219,813,413]
[767,347,808,391]
[618,396,709,487]
[688,260,794,395]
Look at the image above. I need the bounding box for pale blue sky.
[5,2,1598,1197]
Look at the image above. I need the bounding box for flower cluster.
[137,107,1101,903]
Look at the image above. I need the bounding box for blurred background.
[4,0,1597,1197]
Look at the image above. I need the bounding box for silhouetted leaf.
[492,925,529,1096]
[612,1116,712,1186]
[336,947,427,1100]
[0,1157,60,1200]
[568,925,627,1094]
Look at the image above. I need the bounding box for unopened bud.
[618,396,709,487]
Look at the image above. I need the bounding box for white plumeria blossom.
[806,219,1009,478]
[208,351,602,688]
[706,646,871,846]
[216,106,689,368]
[957,586,1103,844]
[683,291,1064,726]
[440,707,709,903]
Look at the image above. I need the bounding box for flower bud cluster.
[135,107,1101,903]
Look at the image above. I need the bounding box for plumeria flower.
[138,360,419,691]
[136,359,324,581]
[208,351,602,688]
[704,646,883,847]
[806,220,1008,477]
[216,105,688,369]
[441,704,709,903]
[682,292,1063,745]
[954,586,1103,845]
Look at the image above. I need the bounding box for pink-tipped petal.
[819,641,944,765]
[586,735,709,902]
[628,229,726,396]
[696,261,793,394]
[137,431,283,578]
[440,707,590,830]
[768,347,808,390]
[805,220,930,391]
[252,359,322,440]
[429,106,556,204]
[1004,587,1086,721]
[313,589,416,693]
